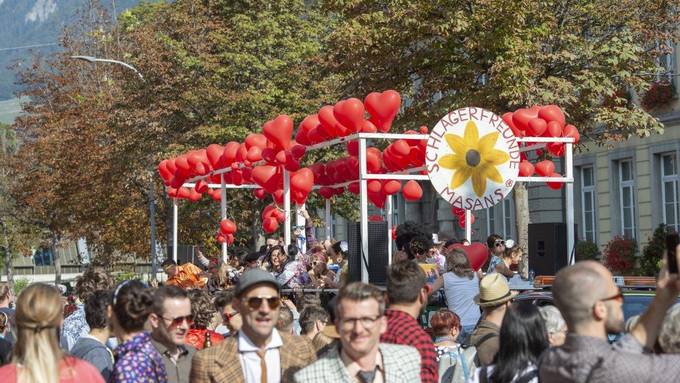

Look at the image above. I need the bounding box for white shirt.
[238,329,283,383]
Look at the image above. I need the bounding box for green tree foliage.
[640,224,670,275]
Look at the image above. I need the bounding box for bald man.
[539,260,680,382]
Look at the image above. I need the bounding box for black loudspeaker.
[528,223,577,276]
[347,221,389,286]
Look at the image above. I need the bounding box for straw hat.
[474,273,518,308]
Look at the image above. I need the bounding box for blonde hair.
[12,283,65,383]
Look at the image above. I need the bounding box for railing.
[9,263,155,276]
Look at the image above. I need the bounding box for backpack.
[438,344,478,383]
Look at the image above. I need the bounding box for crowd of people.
[1,220,680,382]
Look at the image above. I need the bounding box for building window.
[502,197,513,239]
[618,159,636,239]
[487,207,495,236]
[661,153,680,232]
[581,166,597,243]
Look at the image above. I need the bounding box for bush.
[640,224,671,276]
[575,240,600,262]
[114,271,139,284]
[13,278,29,296]
[603,236,637,275]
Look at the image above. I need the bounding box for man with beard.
[540,260,680,382]
[190,269,316,383]
[149,286,195,383]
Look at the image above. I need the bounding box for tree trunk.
[52,234,61,286]
[1,222,13,290]
[514,182,530,278]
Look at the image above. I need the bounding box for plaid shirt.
[380,309,438,383]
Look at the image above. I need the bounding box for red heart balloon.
[545,120,563,137]
[158,160,172,182]
[527,118,548,136]
[333,98,365,133]
[347,140,359,156]
[245,133,268,150]
[275,150,287,165]
[319,187,334,199]
[273,189,284,205]
[502,112,523,137]
[383,180,401,195]
[365,90,401,133]
[368,180,383,194]
[263,115,293,150]
[261,148,276,163]
[538,105,566,127]
[253,188,267,200]
[175,156,191,172]
[563,124,580,144]
[246,146,263,162]
[402,180,423,201]
[195,180,208,194]
[451,243,489,271]
[291,144,306,160]
[216,233,227,244]
[547,172,564,190]
[226,234,235,245]
[297,114,320,146]
[291,168,314,194]
[188,189,202,202]
[293,190,308,205]
[518,160,535,177]
[231,169,244,186]
[272,208,286,223]
[512,108,539,132]
[366,149,382,173]
[167,187,178,198]
[252,165,280,192]
[535,160,555,177]
[547,142,565,157]
[361,120,378,133]
[451,206,466,217]
[263,217,279,234]
[206,145,224,169]
[319,105,349,137]
[221,142,241,167]
[220,219,237,235]
[177,187,192,199]
[392,140,411,157]
[348,182,360,195]
[369,190,386,208]
[368,215,384,222]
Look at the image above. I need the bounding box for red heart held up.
[333,98,365,134]
[538,105,566,128]
[220,219,237,235]
[518,160,535,177]
[563,124,580,144]
[527,118,548,136]
[245,133,268,150]
[545,120,563,138]
[512,108,539,133]
[451,242,489,271]
[383,180,401,195]
[252,165,280,192]
[263,115,294,150]
[364,90,401,133]
[402,180,423,201]
[547,172,564,190]
[535,160,555,177]
[319,187,335,199]
[291,168,314,194]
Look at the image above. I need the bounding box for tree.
[324,0,680,274]
[11,0,341,263]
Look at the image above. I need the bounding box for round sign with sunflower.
[425,107,520,211]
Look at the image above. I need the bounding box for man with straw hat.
[469,273,518,366]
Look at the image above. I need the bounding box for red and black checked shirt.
[380,309,438,383]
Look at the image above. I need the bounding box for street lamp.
[70,55,159,280]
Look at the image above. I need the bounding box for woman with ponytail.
[0,283,104,383]
[110,280,167,383]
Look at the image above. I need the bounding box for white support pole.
[172,199,178,262]
[359,138,370,283]
[220,175,228,263]
[296,204,306,254]
[283,170,291,247]
[465,209,472,243]
[325,199,332,241]
[566,143,575,265]
[386,195,393,264]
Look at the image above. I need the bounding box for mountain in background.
[0,0,142,101]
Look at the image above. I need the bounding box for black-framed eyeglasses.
[162,314,193,327]
[244,296,281,310]
[222,311,240,322]
[339,315,383,331]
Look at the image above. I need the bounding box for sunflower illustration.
[438,121,510,197]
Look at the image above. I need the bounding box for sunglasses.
[223,311,240,322]
[162,314,193,327]
[495,241,505,247]
[600,289,624,304]
[244,296,281,310]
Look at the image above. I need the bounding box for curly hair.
[188,289,216,329]
[395,221,428,251]
[112,280,153,333]
[74,268,114,302]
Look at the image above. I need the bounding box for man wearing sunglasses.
[148,285,195,383]
[191,269,316,383]
[294,282,420,382]
[540,259,680,382]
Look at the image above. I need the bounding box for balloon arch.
[158,91,579,282]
